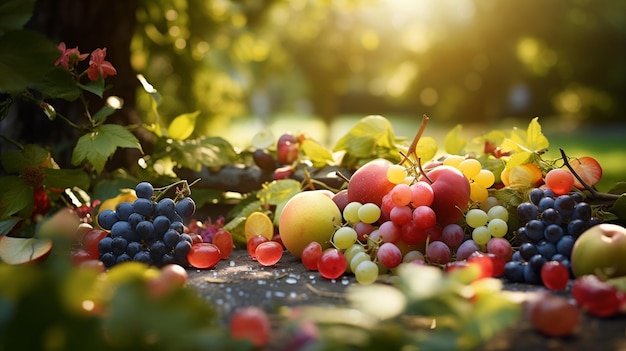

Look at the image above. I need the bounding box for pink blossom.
[54,42,88,70]
[87,48,117,81]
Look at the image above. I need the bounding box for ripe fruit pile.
[96,181,199,268]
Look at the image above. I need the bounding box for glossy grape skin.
[255,241,284,266]
[135,181,154,199]
[132,198,155,217]
[97,209,119,230]
[175,197,196,218]
[317,248,347,280]
[187,243,221,269]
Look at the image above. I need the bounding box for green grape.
[479,196,501,212]
[386,164,407,184]
[251,129,275,149]
[354,260,379,285]
[357,203,381,224]
[487,205,509,222]
[350,251,371,273]
[343,244,366,272]
[458,158,482,179]
[472,225,491,245]
[332,227,358,250]
[474,169,495,188]
[487,218,508,238]
[465,208,488,228]
[343,202,362,224]
[443,155,465,168]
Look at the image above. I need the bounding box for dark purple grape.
[175,197,196,218]
[556,235,575,257]
[519,242,539,261]
[135,181,154,199]
[174,240,192,259]
[133,250,152,264]
[523,263,542,284]
[126,241,142,257]
[528,254,547,273]
[136,220,156,242]
[133,198,155,217]
[150,241,167,261]
[536,240,557,259]
[155,198,176,218]
[529,188,544,205]
[517,202,538,223]
[127,213,144,229]
[511,250,524,262]
[100,252,116,268]
[153,215,171,235]
[542,188,556,198]
[572,202,592,221]
[525,219,545,242]
[97,209,118,230]
[180,233,193,244]
[543,224,564,243]
[115,202,134,221]
[160,253,175,266]
[554,195,575,217]
[504,261,526,283]
[116,253,132,264]
[111,236,128,256]
[537,197,555,212]
[111,221,140,242]
[567,219,588,238]
[98,236,113,254]
[169,221,184,234]
[541,208,562,226]
[253,149,278,171]
[569,192,583,203]
[163,229,181,248]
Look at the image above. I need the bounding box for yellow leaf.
[167,111,200,140]
[525,117,549,152]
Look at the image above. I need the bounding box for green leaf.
[444,124,466,155]
[92,105,115,124]
[257,179,301,206]
[1,144,49,173]
[0,30,58,95]
[0,176,32,218]
[0,0,36,35]
[78,76,105,98]
[167,111,199,140]
[333,115,396,158]
[72,124,143,173]
[608,182,626,195]
[43,168,90,191]
[609,194,626,224]
[301,139,334,168]
[31,67,81,101]
[0,216,22,235]
[167,137,237,172]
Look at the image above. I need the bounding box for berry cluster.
[504,187,602,285]
[96,181,197,268]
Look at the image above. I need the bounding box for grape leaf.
[333,115,396,158]
[415,136,438,163]
[167,111,199,140]
[0,176,32,218]
[43,168,90,190]
[257,179,301,206]
[72,124,143,173]
[167,136,238,172]
[1,144,49,173]
[444,124,466,155]
[300,139,334,168]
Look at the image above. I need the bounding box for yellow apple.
[278,190,342,258]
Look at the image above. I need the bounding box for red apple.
[420,165,470,225]
[0,236,53,264]
[347,159,395,207]
[570,223,626,279]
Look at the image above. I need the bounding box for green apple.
[571,223,626,279]
[278,190,342,258]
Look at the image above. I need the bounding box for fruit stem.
[559,148,620,203]
[335,171,351,184]
[407,114,430,162]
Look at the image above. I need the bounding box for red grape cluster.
[252,131,301,180]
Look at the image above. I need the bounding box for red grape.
[389,205,413,226]
[378,220,401,243]
[399,221,428,245]
[426,241,452,265]
[301,241,323,271]
[317,248,347,279]
[527,291,580,337]
[571,275,621,317]
[255,241,284,266]
[247,235,269,258]
[545,169,575,196]
[540,261,570,291]
[377,242,403,268]
[82,229,107,258]
[410,181,434,207]
[467,251,493,279]
[441,223,464,248]
[229,306,271,347]
[212,229,233,259]
[187,243,221,269]
[412,206,437,229]
[485,237,512,260]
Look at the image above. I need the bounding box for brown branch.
[559,148,620,204]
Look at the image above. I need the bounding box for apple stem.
[559,148,620,204]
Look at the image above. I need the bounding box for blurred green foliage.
[131,0,626,138]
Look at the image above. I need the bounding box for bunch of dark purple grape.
[97,181,196,268]
[504,188,602,284]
